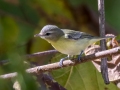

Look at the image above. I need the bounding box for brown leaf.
[85,36,120,82]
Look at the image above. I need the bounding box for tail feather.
[101,36,116,39]
[89,36,115,45]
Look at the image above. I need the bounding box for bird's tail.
[89,36,116,44]
[101,36,116,39]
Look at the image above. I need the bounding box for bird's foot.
[59,55,71,67]
[78,50,84,62]
[59,58,66,67]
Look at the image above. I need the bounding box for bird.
[34,25,115,67]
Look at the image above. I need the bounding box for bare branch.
[0,47,120,81]
[0,72,17,79]
[98,0,109,84]
[26,50,58,58]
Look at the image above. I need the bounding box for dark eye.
[45,33,51,36]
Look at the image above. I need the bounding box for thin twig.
[0,47,120,80]
[0,50,58,66]
[26,50,58,58]
[98,0,109,84]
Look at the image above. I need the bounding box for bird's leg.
[59,55,71,67]
[78,50,84,62]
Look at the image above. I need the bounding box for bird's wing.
[62,29,95,40]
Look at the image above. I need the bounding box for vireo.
[34,25,114,66]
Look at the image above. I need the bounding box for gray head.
[34,25,64,41]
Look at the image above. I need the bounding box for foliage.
[0,0,120,90]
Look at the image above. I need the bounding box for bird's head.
[34,25,64,42]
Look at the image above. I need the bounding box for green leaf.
[0,16,19,57]
[34,0,73,21]
[0,0,24,18]
[51,54,119,90]
[19,0,40,24]
[0,0,39,25]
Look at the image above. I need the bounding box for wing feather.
[62,29,95,40]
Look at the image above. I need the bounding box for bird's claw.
[59,55,70,67]
[59,58,65,67]
[77,50,84,62]
[78,55,81,62]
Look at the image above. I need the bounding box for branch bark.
[26,50,58,58]
[98,0,109,84]
[0,47,120,80]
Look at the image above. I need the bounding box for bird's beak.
[34,33,44,37]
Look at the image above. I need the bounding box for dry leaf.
[85,35,120,82]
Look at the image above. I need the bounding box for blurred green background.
[0,0,119,90]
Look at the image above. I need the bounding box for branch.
[0,47,120,80]
[0,50,58,66]
[26,50,58,58]
[98,0,109,84]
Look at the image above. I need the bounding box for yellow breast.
[48,37,90,55]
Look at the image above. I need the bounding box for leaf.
[19,0,39,24]
[0,0,24,18]
[34,0,73,21]
[0,16,19,58]
[85,36,120,84]
[0,0,39,25]
[51,54,119,90]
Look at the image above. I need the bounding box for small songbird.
[34,25,114,66]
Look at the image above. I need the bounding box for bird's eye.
[45,33,51,36]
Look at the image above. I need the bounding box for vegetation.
[0,0,120,90]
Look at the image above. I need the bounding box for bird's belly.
[51,38,89,55]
